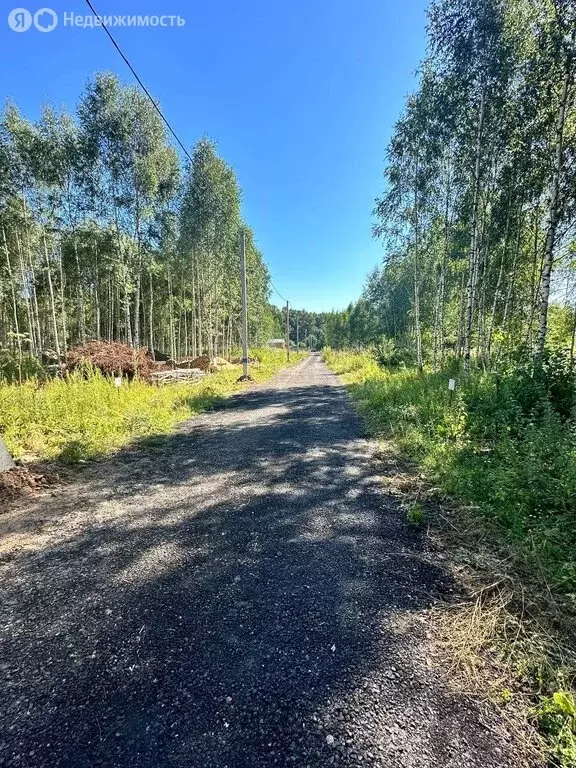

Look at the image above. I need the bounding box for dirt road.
[0,354,523,767]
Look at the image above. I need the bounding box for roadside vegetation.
[319,0,576,762]
[325,347,576,766]
[0,348,303,464]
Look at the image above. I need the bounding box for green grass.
[324,347,576,766]
[406,501,426,527]
[324,348,576,596]
[0,348,305,464]
[535,691,576,766]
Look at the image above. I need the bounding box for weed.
[406,501,425,527]
[534,691,576,766]
[0,349,305,463]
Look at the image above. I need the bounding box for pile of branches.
[66,341,152,380]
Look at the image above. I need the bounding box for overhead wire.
[269,279,289,304]
[83,0,193,163]
[85,0,293,313]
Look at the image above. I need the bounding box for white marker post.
[448,378,456,404]
[0,437,15,473]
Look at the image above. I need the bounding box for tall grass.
[0,349,304,463]
[324,347,576,765]
[324,348,576,596]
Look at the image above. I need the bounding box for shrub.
[0,350,45,383]
[324,349,576,594]
[535,691,576,766]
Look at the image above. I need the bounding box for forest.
[322,1,576,763]
[328,0,576,364]
[0,71,282,370]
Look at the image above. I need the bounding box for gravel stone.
[0,355,530,767]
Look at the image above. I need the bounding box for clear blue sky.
[0,0,429,312]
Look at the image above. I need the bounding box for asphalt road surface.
[0,354,523,767]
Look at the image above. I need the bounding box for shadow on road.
[0,361,512,767]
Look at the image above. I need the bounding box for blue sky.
[0,0,429,312]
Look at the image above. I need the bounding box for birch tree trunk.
[2,227,22,375]
[413,152,423,370]
[463,87,486,375]
[534,61,571,360]
[42,232,61,358]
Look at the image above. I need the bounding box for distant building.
[267,339,286,349]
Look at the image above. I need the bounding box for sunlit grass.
[323,348,576,594]
[0,348,305,463]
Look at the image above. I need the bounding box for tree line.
[0,72,281,365]
[329,0,576,370]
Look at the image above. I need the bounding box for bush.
[0,349,45,383]
[535,690,576,766]
[371,335,417,368]
[323,349,576,594]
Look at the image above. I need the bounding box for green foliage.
[371,335,417,368]
[535,691,576,766]
[0,349,304,463]
[0,73,280,362]
[323,349,576,595]
[0,349,45,383]
[406,502,425,527]
[372,336,397,366]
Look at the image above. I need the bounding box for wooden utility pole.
[296,313,299,351]
[238,230,252,381]
[286,301,290,362]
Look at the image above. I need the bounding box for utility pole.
[286,301,290,362]
[238,229,252,381]
[296,313,299,351]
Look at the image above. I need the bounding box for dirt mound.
[0,466,58,504]
[67,342,152,380]
[186,355,211,372]
[173,356,235,372]
[211,356,235,370]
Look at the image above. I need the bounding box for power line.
[269,279,288,304]
[86,0,291,316]
[83,0,193,163]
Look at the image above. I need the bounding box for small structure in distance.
[267,339,286,349]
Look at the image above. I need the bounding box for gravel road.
[0,354,526,767]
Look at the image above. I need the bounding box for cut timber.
[0,437,15,472]
[150,368,207,384]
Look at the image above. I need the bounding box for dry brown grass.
[368,437,576,764]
